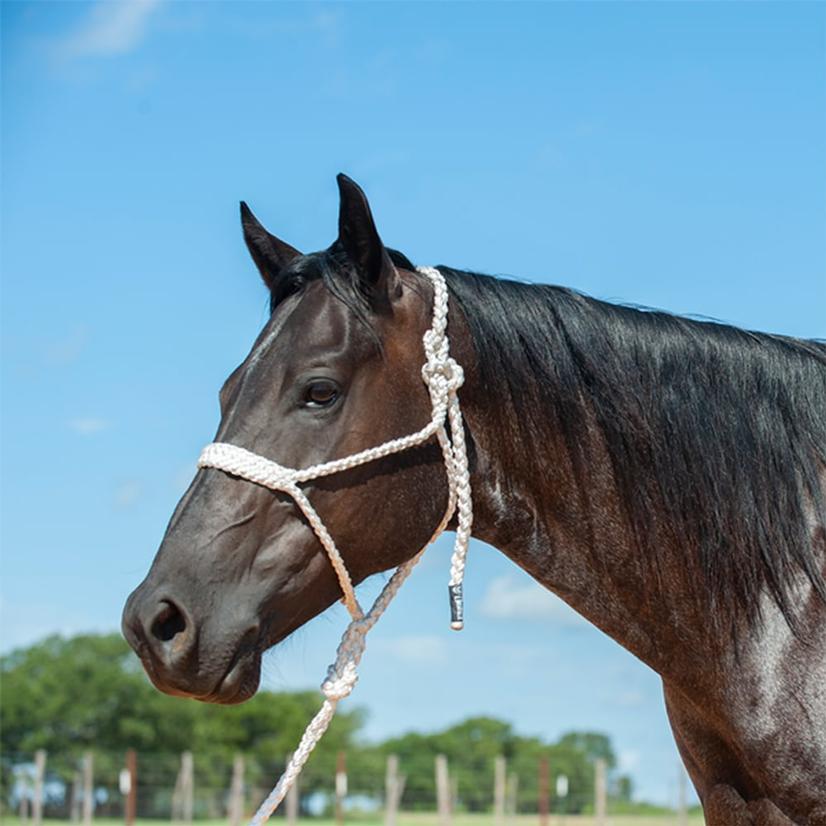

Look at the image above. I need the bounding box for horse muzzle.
[121,584,262,704]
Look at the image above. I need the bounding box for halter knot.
[422,355,464,391]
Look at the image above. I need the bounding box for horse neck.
[450,306,716,685]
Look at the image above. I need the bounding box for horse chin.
[198,648,262,705]
[135,642,262,706]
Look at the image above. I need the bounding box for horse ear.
[240,201,301,290]
[335,173,400,310]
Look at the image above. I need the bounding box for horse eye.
[304,380,339,408]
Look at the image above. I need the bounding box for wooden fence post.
[594,758,606,826]
[394,777,406,824]
[181,751,194,825]
[435,754,451,826]
[506,772,519,824]
[385,754,404,826]
[124,749,137,826]
[32,749,46,826]
[494,756,506,826]
[555,774,568,817]
[285,753,299,826]
[538,757,549,826]
[82,752,94,826]
[335,751,347,826]
[228,754,245,826]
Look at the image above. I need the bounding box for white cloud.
[61,0,163,58]
[480,575,587,626]
[68,417,110,435]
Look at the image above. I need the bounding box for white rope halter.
[197,266,473,825]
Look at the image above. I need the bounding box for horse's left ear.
[336,173,400,311]
[240,201,302,290]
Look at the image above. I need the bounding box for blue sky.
[2,0,824,807]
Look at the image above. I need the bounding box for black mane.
[439,264,826,638]
[271,248,826,636]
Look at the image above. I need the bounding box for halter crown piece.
[197,266,473,826]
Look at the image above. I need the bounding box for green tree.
[380,717,606,813]
[0,633,364,812]
[1,633,636,817]
[557,731,617,769]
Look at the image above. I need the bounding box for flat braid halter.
[197,266,473,826]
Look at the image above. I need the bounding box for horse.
[122,174,826,825]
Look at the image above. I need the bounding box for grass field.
[0,815,706,826]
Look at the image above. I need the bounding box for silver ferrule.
[448,583,464,631]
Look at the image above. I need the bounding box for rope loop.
[198,266,473,826]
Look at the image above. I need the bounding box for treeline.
[1,633,633,814]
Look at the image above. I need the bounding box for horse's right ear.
[240,201,301,290]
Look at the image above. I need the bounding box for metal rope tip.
[448,583,464,630]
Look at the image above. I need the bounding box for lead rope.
[197,266,473,826]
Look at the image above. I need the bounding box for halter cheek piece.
[197,266,473,825]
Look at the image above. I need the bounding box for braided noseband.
[197,266,473,825]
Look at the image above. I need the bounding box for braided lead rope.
[196,266,472,825]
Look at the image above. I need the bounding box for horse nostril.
[150,601,188,644]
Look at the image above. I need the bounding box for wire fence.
[2,750,690,824]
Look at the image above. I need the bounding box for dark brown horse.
[123,175,826,825]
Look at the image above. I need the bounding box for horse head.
[122,175,455,703]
